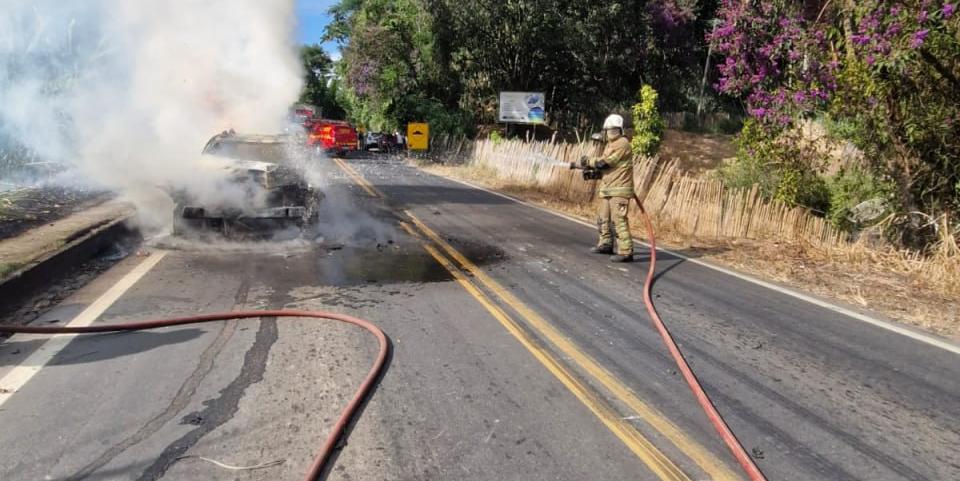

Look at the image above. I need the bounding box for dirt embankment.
[659,129,735,174]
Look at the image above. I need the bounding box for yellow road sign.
[407,123,429,151]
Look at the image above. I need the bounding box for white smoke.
[0,0,304,230]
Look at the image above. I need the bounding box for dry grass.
[706,237,960,338]
[420,138,960,338]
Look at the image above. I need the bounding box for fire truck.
[306,119,359,157]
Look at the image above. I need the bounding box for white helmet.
[602,114,624,130]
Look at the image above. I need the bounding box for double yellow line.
[333,157,384,198]
[332,157,742,481]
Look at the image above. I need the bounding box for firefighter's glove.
[578,156,590,169]
[581,167,602,180]
[595,159,610,170]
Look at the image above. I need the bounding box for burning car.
[170,131,322,238]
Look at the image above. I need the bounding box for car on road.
[170,131,322,238]
[307,119,359,157]
[363,132,383,151]
[364,131,402,152]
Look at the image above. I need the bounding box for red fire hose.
[632,193,769,481]
[0,310,389,481]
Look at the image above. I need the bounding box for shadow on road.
[0,328,205,367]
[662,245,730,259]
[647,245,730,285]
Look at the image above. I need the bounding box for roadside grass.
[0,262,22,279]
[421,161,960,338]
[0,189,23,218]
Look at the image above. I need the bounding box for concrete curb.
[0,215,139,307]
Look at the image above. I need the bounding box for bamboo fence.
[462,137,847,248]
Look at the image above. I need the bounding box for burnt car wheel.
[172,203,200,236]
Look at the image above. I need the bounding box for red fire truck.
[306,119,359,156]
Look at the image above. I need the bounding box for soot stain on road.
[130,231,507,478]
[134,316,278,481]
[69,290,246,479]
[320,240,505,286]
[184,241,505,288]
[320,246,452,286]
[444,236,507,263]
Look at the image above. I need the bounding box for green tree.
[430,0,716,131]
[829,2,960,224]
[631,85,664,157]
[325,0,464,132]
[711,0,959,244]
[299,45,345,119]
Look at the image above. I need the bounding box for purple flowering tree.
[710,0,836,126]
[710,1,838,210]
[713,0,960,241]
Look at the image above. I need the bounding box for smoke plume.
[0,0,304,230]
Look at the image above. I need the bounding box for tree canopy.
[299,45,346,120]
[324,0,720,134]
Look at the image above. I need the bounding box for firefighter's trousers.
[597,196,633,255]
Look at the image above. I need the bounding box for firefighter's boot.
[590,244,614,254]
[610,253,634,263]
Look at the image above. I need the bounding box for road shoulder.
[0,200,133,280]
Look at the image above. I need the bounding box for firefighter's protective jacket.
[589,136,634,198]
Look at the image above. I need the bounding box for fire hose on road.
[571,157,768,480]
[0,310,389,481]
[632,192,770,481]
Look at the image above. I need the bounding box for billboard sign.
[498,91,546,124]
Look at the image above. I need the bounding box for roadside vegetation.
[322,0,958,251]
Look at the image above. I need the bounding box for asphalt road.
[0,154,957,481]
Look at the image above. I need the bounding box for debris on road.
[175,455,285,471]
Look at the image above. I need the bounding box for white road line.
[0,251,168,407]
[436,175,960,356]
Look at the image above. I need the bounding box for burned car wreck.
[170,132,322,238]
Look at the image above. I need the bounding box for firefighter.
[573,114,634,262]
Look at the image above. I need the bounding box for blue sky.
[295,0,341,59]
